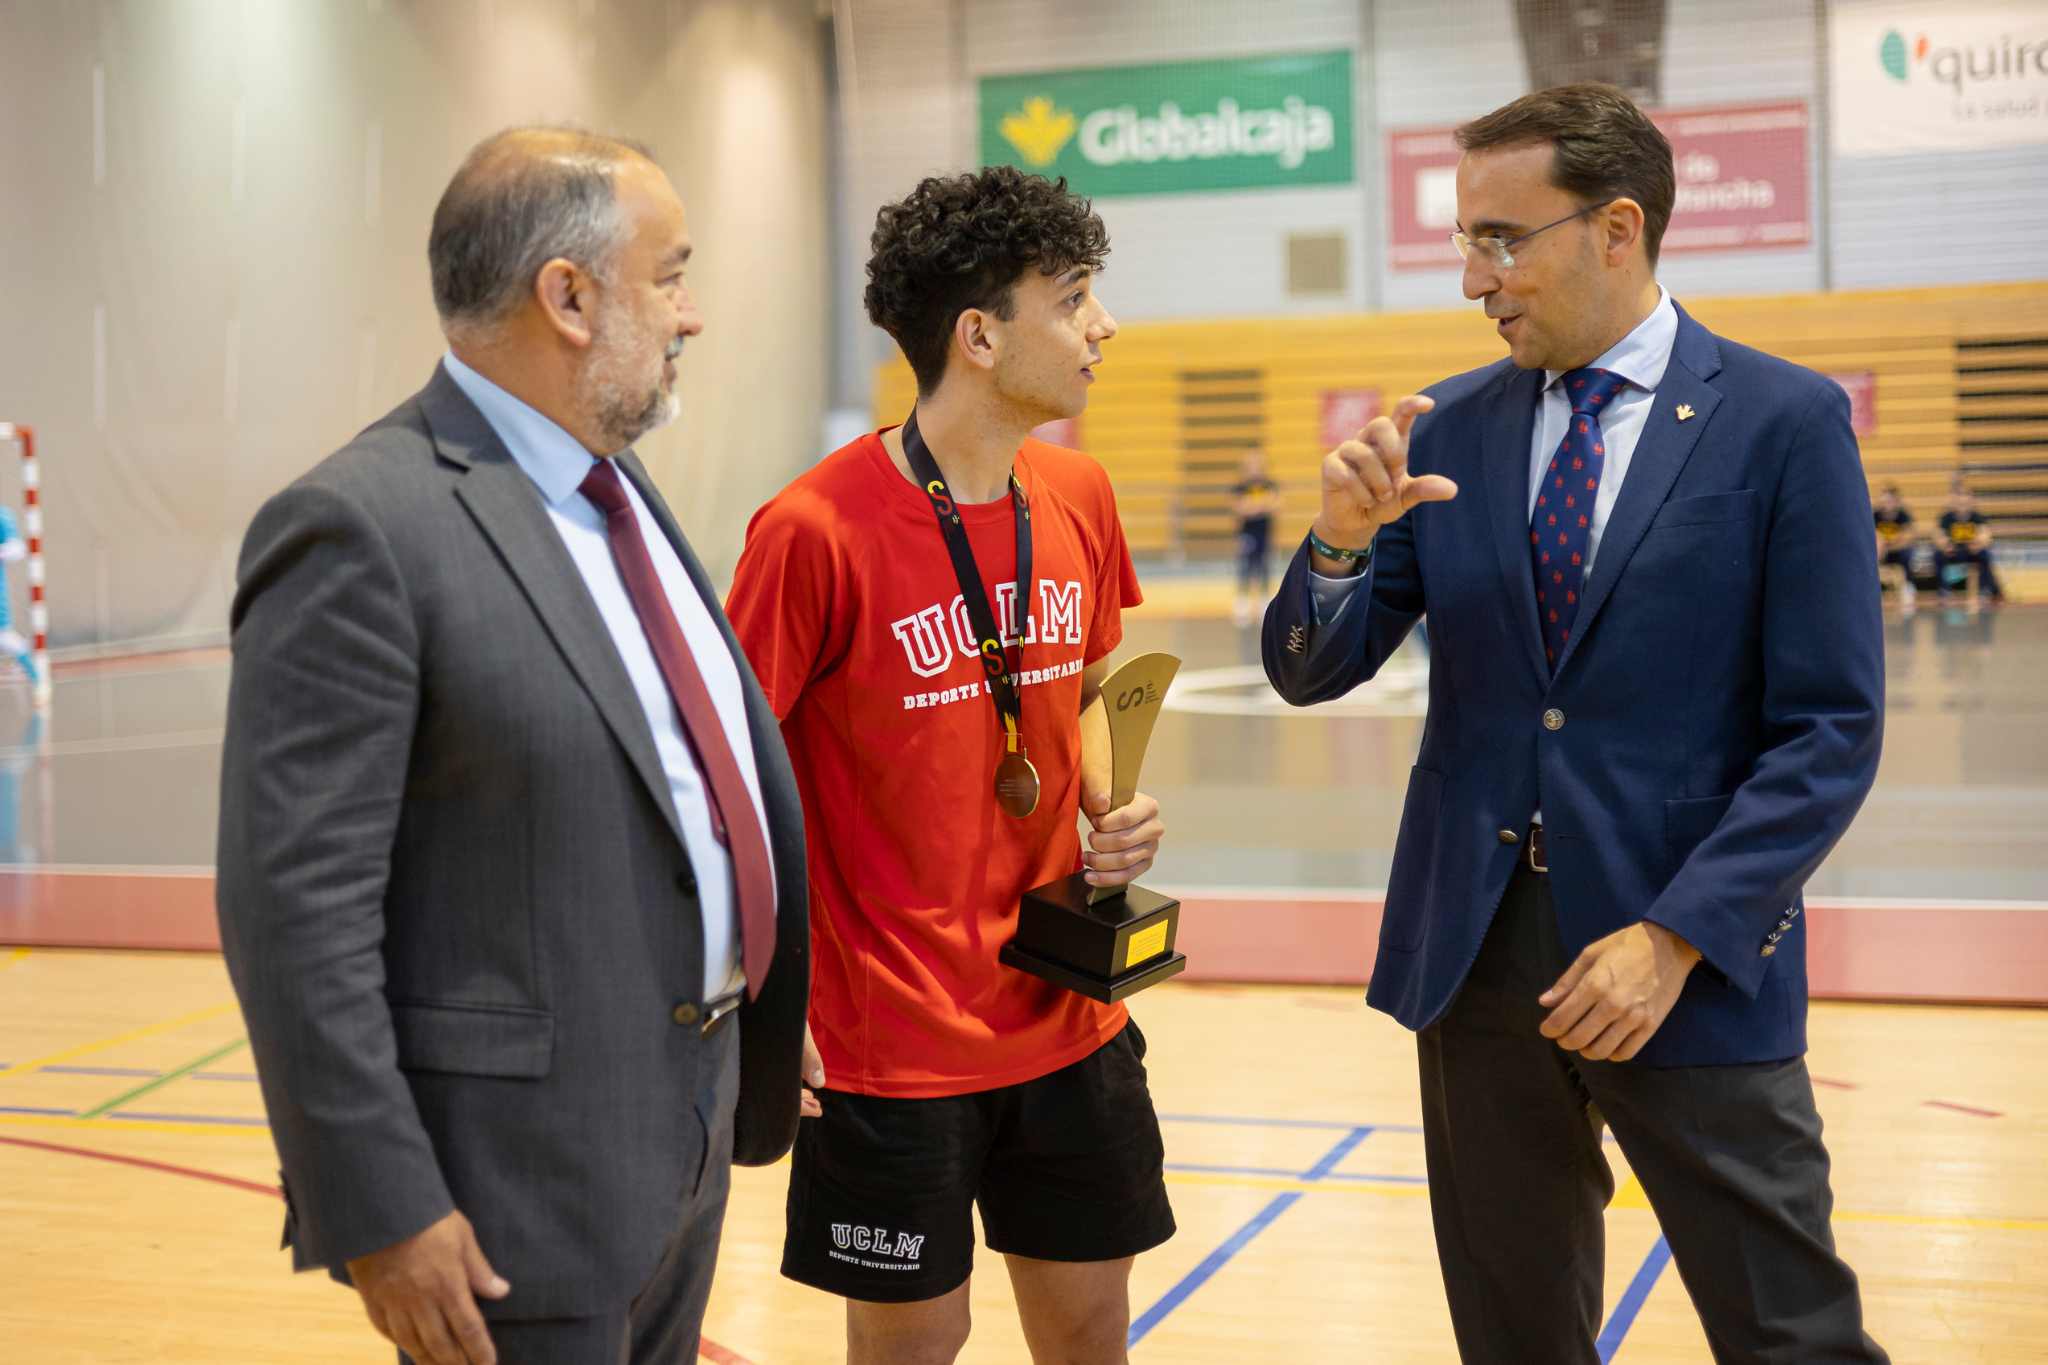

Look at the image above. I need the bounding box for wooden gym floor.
[3,587,2044,1361]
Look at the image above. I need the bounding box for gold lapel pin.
[1676,404,1696,422]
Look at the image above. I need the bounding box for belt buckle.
[700,990,743,1039]
[1527,826,1549,874]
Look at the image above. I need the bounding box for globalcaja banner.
[1385,101,1811,272]
[1830,0,2048,154]
[979,51,1354,197]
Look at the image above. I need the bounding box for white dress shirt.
[442,352,764,1000]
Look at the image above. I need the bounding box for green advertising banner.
[979,51,1355,198]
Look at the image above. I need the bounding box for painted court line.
[1130,1125,1371,1347]
[1129,1191,1302,1348]
[0,947,28,971]
[0,1134,280,1197]
[1596,1236,1673,1362]
[1160,1111,1423,1134]
[1165,1159,1428,1187]
[0,1133,755,1365]
[0,1000,240,1079]
[80,1038,248,1118]
[1923,1099,2003,1119]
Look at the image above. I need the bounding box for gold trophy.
[1001,652,1186,1002]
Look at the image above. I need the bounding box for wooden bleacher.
[873,283,2048,557]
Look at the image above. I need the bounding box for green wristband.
[1307,526,1374,567]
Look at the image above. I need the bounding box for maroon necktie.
[579,458,775,998]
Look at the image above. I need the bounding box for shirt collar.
[440,351,600,508]
[1543,285,1677,397]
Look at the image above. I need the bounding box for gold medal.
[994,713,1039,817]
[995,748,1041,818]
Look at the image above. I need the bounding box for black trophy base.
[999,941,1187,1002]
[1002,875,1184,1002]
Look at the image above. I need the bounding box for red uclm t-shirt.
[725,430,1142,1097]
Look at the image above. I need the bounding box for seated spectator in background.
[1938,479,2006,603]
[1873,483,1916,606]
[1233,449,1281,626]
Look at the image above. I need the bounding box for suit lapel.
[1551,307,1724,677]
[419,370,687,852]
[1484,365,1550,684]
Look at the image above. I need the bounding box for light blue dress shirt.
[1306,290,1679,826]
[1310,287,1678,616]
[442,352,763,1001]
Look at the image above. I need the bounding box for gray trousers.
[403,1023,737,1365]
[1418,861,1888,1364]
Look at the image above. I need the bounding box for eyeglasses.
[1450,200,1613,270]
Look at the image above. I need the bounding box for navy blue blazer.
[1262,303,1884,1067]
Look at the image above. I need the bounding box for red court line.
[0,1132,757,1362]
[0,1134,281,1196]
[1923,1100,2003,1118]
[1812,1077,1860,1090]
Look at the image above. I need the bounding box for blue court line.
[42,1064,160,1078]
[1302,1125,1375,1180]
[1165,1159,1428,1186]
[1595,1235,1672,1362]
[1130,1124,1373,1348]
[108,1110,269,1126]
[1129,1191,1302,1347]
[0,1104,268,1126]
[1159,1111,1423,1134]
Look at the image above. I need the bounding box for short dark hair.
[429,127,654,338]
[1455,83,1675,267]
[865,166,1110,395]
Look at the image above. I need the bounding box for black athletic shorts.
[780,1018,1175,1303]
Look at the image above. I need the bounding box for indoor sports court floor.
[3,586,2045,1362]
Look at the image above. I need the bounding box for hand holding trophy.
[1001,652,1187,1001]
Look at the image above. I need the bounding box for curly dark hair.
[865,166,1110,396]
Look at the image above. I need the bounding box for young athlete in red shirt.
[726,166,1173,1365]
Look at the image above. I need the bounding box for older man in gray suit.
[216,128,816,1365]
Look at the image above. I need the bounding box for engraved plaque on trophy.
[1001,652,1186,1002]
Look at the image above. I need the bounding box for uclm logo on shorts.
[831,1224,927,1261]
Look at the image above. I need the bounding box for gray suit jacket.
[216,365,809,1319]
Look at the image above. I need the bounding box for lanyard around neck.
[900,409,1032,754]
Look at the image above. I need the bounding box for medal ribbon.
[900,409,1032,760]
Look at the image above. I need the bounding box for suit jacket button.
[1542,708,1565,731]
[1498,829,1520,845]
[672,1001,700,1026]
[1760,944,1776,958]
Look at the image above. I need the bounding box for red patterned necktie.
[579,458,775,998]
[1530,367,1630,672]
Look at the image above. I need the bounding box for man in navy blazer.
[1263,86,1888,1362]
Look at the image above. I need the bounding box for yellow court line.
[0,947,27,971]
[0,1000,242,1079]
